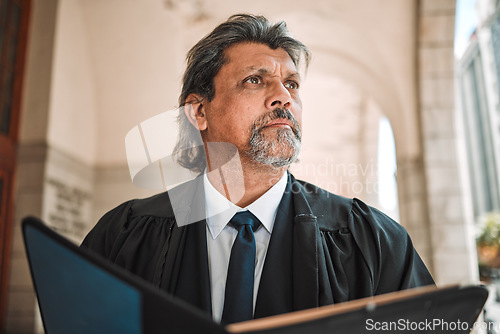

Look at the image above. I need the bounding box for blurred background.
[1,0,500,332]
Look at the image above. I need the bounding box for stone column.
[417,0,479,284]
[396,156,435,274]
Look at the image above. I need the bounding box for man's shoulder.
[125,190,173,218]
[125,176,203,219]
[290,175,404,235]
[292,177,352,206]
[290,176,353,230]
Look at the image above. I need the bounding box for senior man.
[81,14,434,325]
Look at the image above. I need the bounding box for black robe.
[81,173,434,319]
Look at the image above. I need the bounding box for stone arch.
[280,9,423,159]
[303,45,417,162]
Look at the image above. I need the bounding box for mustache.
[251,108,301,137]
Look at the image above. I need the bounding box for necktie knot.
[230,211,260,232]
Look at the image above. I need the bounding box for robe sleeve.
[81,200,175,283]
[348,198,435,294]
[81,201,134,258]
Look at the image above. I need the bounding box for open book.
[22,216,488,334]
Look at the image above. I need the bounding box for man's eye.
[245,76,262,84]
[285,81,299,90]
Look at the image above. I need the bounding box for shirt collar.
[204,171,288,239]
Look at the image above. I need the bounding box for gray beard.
[246,109,302,168]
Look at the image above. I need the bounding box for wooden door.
[0,0,31,329]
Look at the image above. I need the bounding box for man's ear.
[184,94,207,131]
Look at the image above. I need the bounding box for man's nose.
[265,81,292,109]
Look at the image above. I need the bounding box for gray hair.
[174,14,310,173]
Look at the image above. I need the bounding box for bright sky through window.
[455,0,478,57]
[377,117,398,220]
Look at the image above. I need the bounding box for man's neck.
[206,160,287,207]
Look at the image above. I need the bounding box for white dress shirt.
[203,171,288,323]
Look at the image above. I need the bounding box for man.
[81,14,434,324]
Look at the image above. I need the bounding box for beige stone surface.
[420,77,456,109]
[419,13,456,45]
[419,47,455,76]
[423,137,459,165]
[420,0,457,13]
[433,251,478,284]
[417,0,478,286]
[421,107,456,138]
[48,0,97,166]
[18,0,58,144]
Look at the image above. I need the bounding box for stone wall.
[6,144,94,333]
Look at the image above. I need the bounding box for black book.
[22,216,489,334]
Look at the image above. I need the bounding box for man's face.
[201,42,303,168]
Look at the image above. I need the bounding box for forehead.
[221,42,298,75]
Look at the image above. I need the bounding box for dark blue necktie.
[221,211,260,324]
